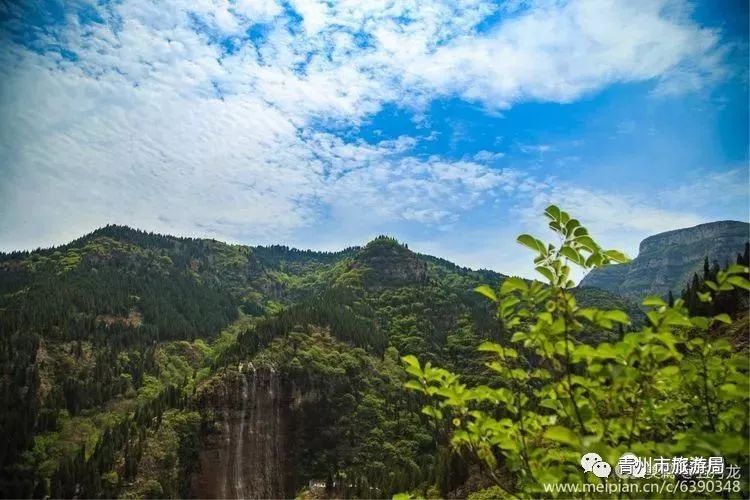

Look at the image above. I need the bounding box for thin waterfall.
[263,368,275,494]
[273,370,283,495]
[235,369,249,498]
[249,367,259,497]
[220,403,231,500]
[190,366,290,499]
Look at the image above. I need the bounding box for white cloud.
[0,0,736,264]
[525,186,705,235]
[0,46,523,250]
[509,181,711,281]
[368,0,727,108]
[233,0,283,23]
[6,0,725,119]
[473,150,505,162]
[658,167,749,209]
[519,143,553,155]
[326,156,519,227]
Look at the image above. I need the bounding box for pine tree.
[703,256,710,279]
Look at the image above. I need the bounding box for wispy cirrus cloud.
[657,167,749,209]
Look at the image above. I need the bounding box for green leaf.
[690,316,710,330]
[560,246,583,264]
[517,234,545,254]
[510,331,527,342]
[543,425,581,448]
[393,493,414,500]
[727,275,750,291]
[565,218,581,233]
[722,436,746,454]
[725,264,749,275]
[474,284,498,302]
[713,313,732,324]
[575,308,596,322]
[575,235,597,251]
[573,225,589,235]
[719,383,745,399]
[602,310,630,325]
[544,205,562,222]
[592,343,619,360]
[540,399,559,411]
[505,317,521,328]
[559,209,570,225]
[658,365,679,377]
[662,309,692,328]
[643,295,666,307]
[500,295,520,312]
[535,266,555,283]
[500,277,528,295]
[603,249,630,263]
[402,355,420,369]
[403,380,424,391]
[585,252,604,268]
[477,341,503,355]
[421,406,444,420]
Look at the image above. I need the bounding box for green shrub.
[403,205,749,498]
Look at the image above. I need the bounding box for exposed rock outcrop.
[581,220,749,299]
[190,368,294,499]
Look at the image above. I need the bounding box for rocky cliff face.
[581,220,749,299]
[190,367,294,499]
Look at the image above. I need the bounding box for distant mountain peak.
[353,236,427,288]
[581,220,749,299]
[637,220,747,254]
[363,235,407,247]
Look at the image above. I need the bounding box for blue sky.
[0,0,747,279]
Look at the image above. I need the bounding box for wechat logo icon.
[581,452,611,478]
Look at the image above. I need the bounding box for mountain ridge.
[1,220,729,498]
[581,219,749,299]
[1,224,497,277]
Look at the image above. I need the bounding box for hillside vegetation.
[0,215,745,499]
[401,206,749,499]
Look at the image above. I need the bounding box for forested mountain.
[581,220,749,299]
[0,227,509,498]
[0,223,742,499]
